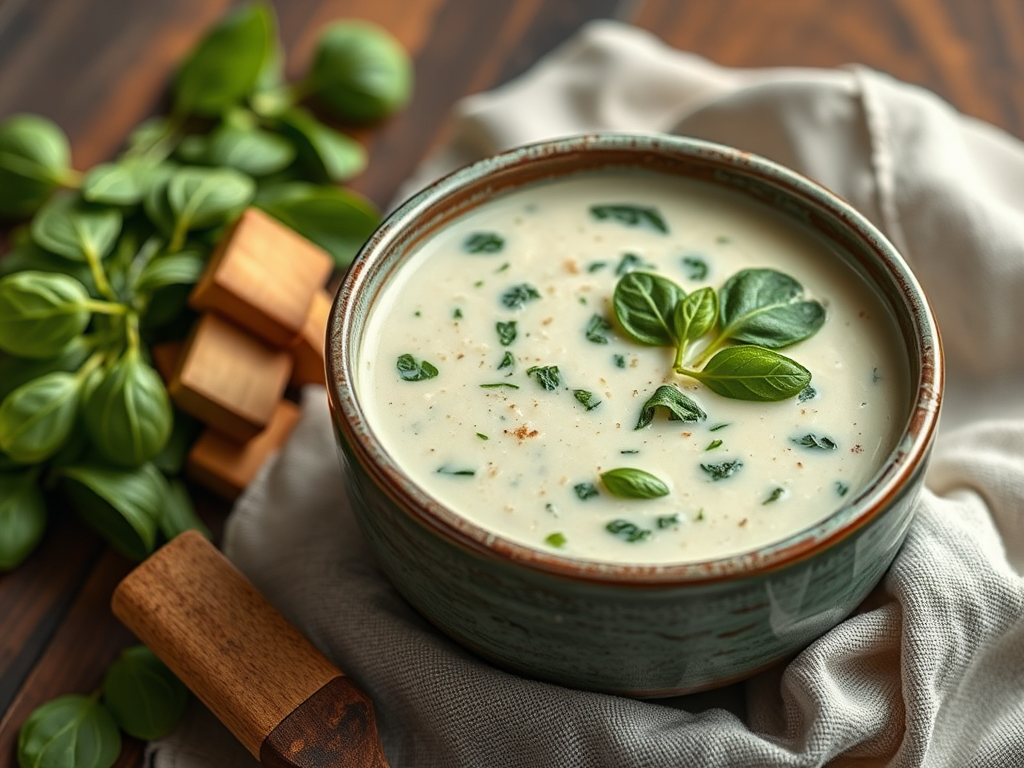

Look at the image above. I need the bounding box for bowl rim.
[326,133,943,586]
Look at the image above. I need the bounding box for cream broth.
[358,173,908,564]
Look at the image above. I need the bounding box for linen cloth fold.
[152,21,1024,768]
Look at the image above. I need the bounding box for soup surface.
[358,172,908,564]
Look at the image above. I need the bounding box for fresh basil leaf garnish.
[798,385,817,403]
[792,434,838,450]
[525,365,561,391]
[584,314,613,344]
[496,321,517,346]
[600,467,670,499]
[574,482,599,501]
[500,283,541,310]
[613,271,685,346]
[613,354,626,369]
[463,232,504,253]
[590,204,668,234]
[706,439,723,451]
[586,261,607,273]
[681,255,708,281]
[497,351,515,370]
[634,385,706,430]
[717,268,826,349]
[686,346,810,401]
[396,353,438,381]
[673,286,717,346]
[700,460,742,481]
[605,519,653,542]
[614,252,652,276]
[573,390,601,411]
[763,487,786,504]
[545,532,567,548]
[656,513,680,529]
[709,422,729,432]
[476,433,489,441]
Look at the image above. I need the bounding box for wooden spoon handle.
[111,530,389,768]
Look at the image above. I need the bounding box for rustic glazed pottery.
[326,134,943,695]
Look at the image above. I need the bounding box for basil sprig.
[612,268,823,402]
[600,467,670,499]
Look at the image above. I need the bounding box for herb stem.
[84,247,118,302]
[672,339,688,371]
[57,167,83,189]
[687,333,728,369]
[84,299,128,316]
[168,222,187,254]
[125,311,141,354]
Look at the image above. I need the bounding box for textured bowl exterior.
[327,134,943,695]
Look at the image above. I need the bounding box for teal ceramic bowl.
[326,134,942,696]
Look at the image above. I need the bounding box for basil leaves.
[102,645,189,740]
[396,354,438,381]
[612,268,823,401]
[635,385,706,429]
[600,468,670,499]
[590,204,668,234]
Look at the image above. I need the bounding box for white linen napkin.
[151,21,1024,767]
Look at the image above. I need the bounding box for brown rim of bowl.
[326,133,944,588]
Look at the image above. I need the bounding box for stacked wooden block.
[154,208,334,500]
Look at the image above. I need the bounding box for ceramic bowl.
[326,134,942,696]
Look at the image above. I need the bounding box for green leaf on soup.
[31,194,123,263]
[103,645,189,740]
[500,283,542,310]
[526,365,561,391]
[172,1,276,117]
[634,385,706,430]
[686,346,811,401]
[613,271,684,346]
[308,20,413,123]
[0,272,92,359]
[792,433,838,450]
[277,108,366,183]
[590,204,668,234]
[681,255,708,281]
[700,460,742,481]
[84,351,172,467]
[396,354,438,381]
[256,182,379,268]
[0,470,47,571]
[600,467,670,499]
[605,519,653,542]
[17,694,121,768]
[495,321,517,346]
[717,268,826,349]
[584,314,612,344]
[673,286,717,345]
[572,389,601,411]
[60,462,166,561]
[463,232,504,254]
[0,114,74,220]
[0,371,83,463]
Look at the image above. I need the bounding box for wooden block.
[290,289,333,387]
[150,340,183,383]
[185,400,301,500]
[169,313,293,442]
[189,208,333,348]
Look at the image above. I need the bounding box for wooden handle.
[112,530,389,768]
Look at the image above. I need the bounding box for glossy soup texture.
[357,172,909,564]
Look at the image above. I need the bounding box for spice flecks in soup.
[358,173,908,564]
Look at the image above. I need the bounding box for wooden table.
[1,1,1020,764]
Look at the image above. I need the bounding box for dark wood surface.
[0,0,1021,764]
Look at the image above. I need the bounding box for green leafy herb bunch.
[0,2,412,573]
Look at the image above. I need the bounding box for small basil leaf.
[681,255,708,281]
[634,385,706,429]
[256,182,379,268]
[159,478,211,540]
[84,351,172,467]
[605,519,653,542]
[792,434,838,450]
[277,107,367,183]
[526,365,561,391]
[172,2,275,116]
[463,232,504,254]
[495,321,517,346]
[309,20,413,123]
[17,694,121,768]
[0,337,91,403]
[0,238,94,289]
[82,160,152,206]
[0,470,46,571]
[689,346,811,401]
[701,460,742,480]
[0,371,82,463]
[590,204,668,234]
[614,252,651,276]
[204,125,296,177]
[600,468,670,499]
[61,462,166,561]
[31,194,123,263]
[673,286,717,344]
[396,354,438,381]
[718,268,826,348]
[572,389,601,411]
[142,164,179,236]
[0,271,92,358]
[584,314,612,344]
[0,114,73,219]
[613,271,684,346]
[103,645,189,740]
[500,283,541,310]
[166,166,255,233]
[134,250,205,295]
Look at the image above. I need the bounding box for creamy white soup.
[358,172,908,564]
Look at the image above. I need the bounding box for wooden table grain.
[0,1,1020,764]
